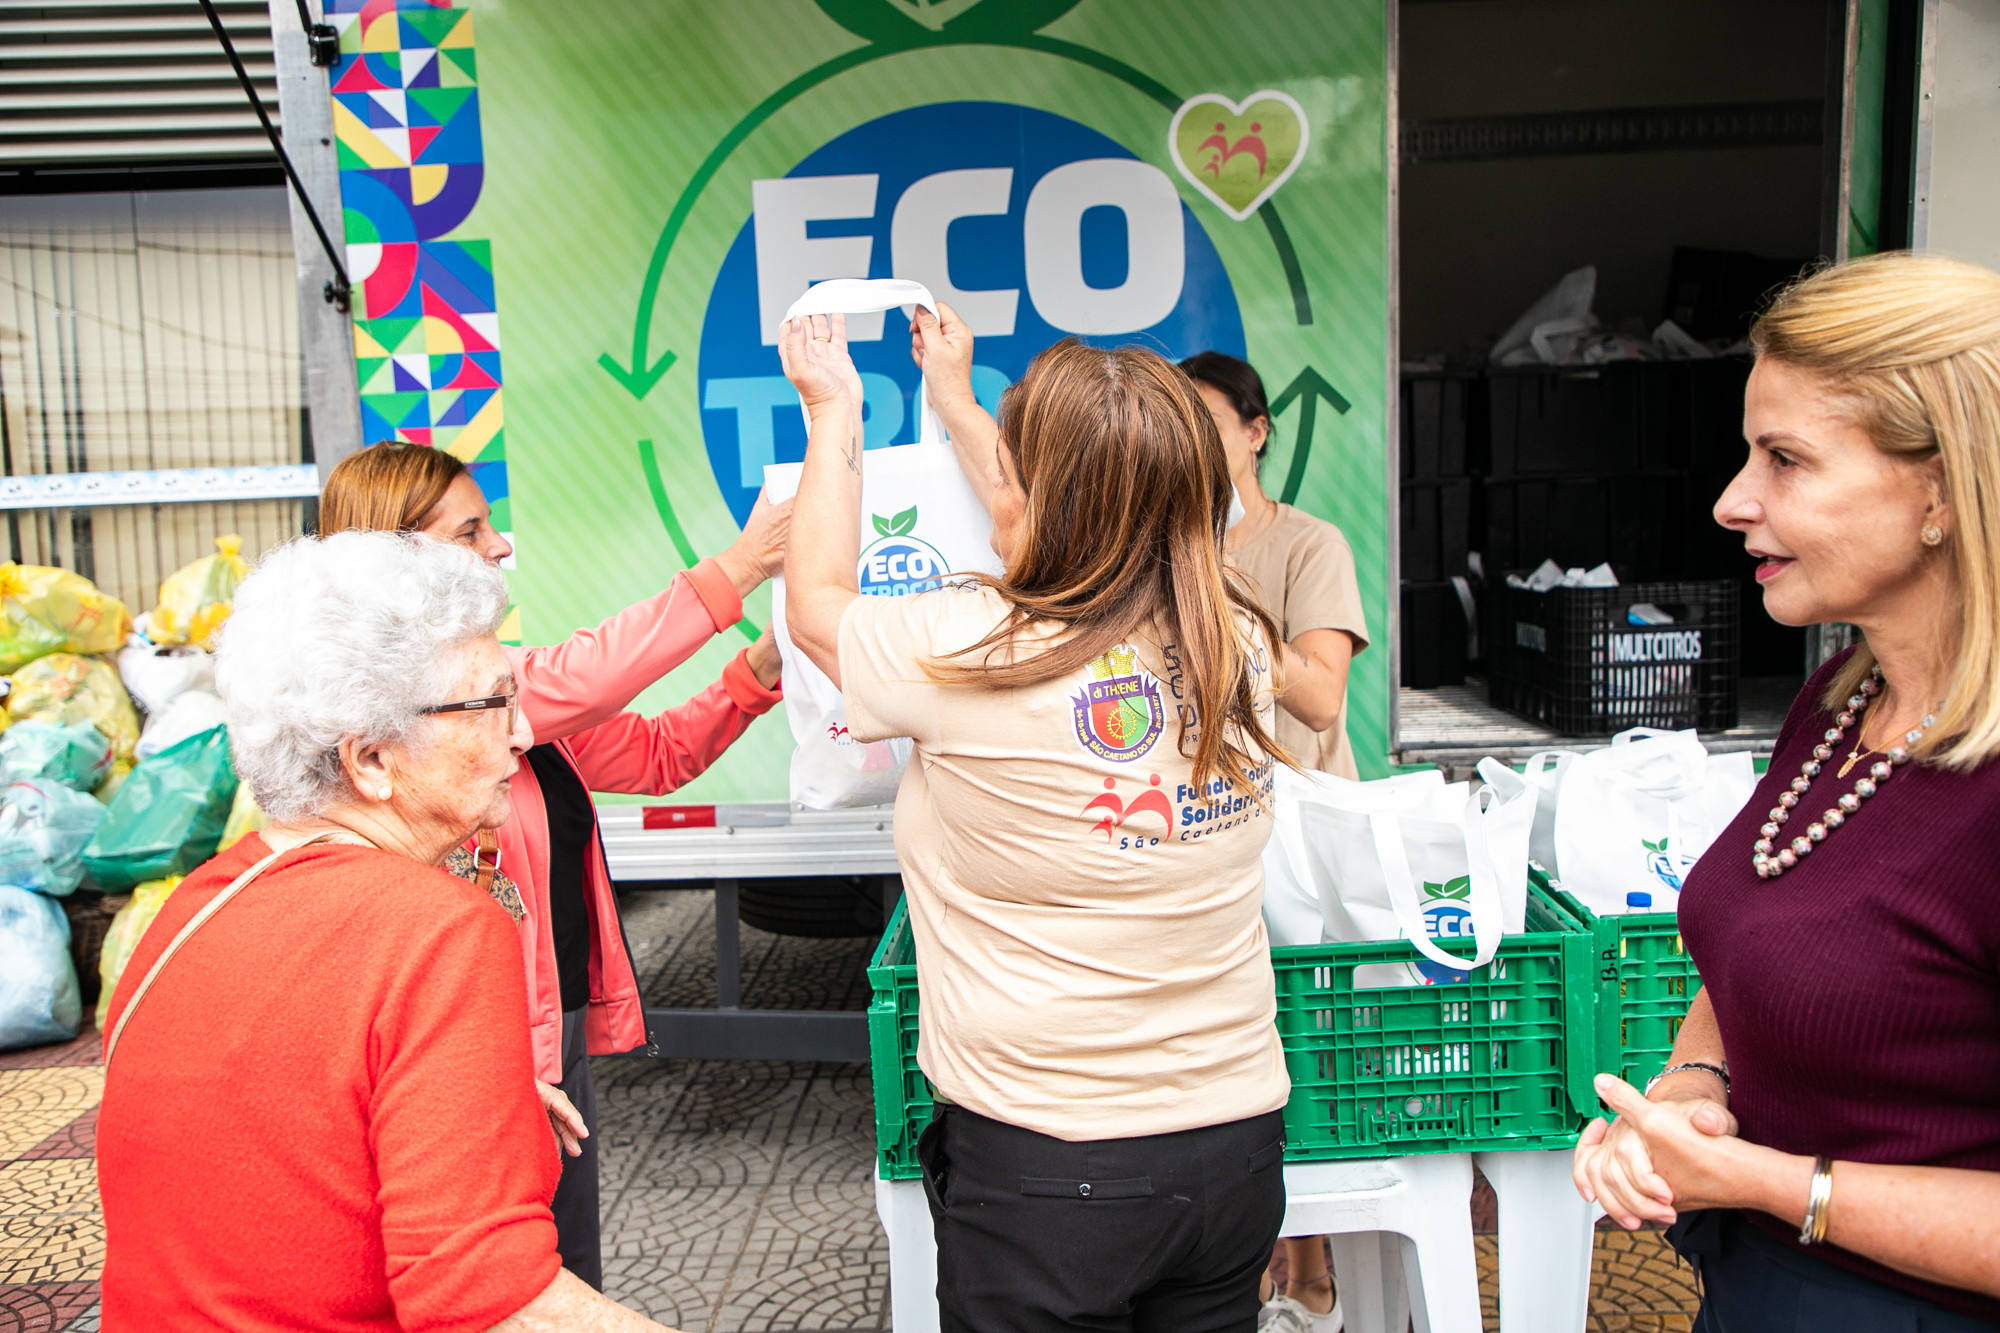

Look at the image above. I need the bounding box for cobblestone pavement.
[0,884,1702,1332]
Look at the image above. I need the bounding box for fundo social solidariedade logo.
[696,101,1248,529]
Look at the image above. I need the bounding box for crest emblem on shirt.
[1072,645,1165,762]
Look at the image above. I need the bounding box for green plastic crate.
[867,879,1599,1181]
[1545,876,1703,1090]
[865,904,927,1181]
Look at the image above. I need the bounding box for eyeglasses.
[419,691,517,732]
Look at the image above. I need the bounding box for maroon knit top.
[1678,649,2000,1320]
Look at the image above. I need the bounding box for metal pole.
[264,0,362,479]
[715,879,741,1010]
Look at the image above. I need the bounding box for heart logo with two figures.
[1168,90,1310,222]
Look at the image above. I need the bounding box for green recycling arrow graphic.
[1270,366,1352,506]
[598,21,1315,404]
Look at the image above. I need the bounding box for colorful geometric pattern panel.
[328,0,510,635]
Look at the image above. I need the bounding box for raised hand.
[909,300,976,406]
[715,486,793,595]
[778,312,864,422]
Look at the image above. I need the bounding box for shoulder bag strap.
[104,830,354,1067]
[475,827,498,897]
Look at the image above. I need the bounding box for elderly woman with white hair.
[94,531,681,1333]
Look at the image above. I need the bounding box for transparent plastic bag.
[0,778,107,897]
[8,653,142,783]
[0,884,80,1050]
[81,725,237,891]
[94,875,182,1032]
[0,563,131,675]
[151,535,248,649]
[0,720,112,792]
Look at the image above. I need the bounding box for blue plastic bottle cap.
[1627,892,1653,908]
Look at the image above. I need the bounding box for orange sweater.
[97,836,561,1332]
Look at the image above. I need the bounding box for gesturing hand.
[1574,1072,1740,1229]
[778,312,864,422]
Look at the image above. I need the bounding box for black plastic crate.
[1400,478,1471,583]
[1488,365,1677,477]
[1400,372,1484,480]
[1482,580,1738,734]
[1401,580,1470,689]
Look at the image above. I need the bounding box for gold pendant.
[1837,752,1862,779]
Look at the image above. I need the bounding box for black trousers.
[1670,1209,2000,1333]
[917,1104,1287,1333]
[550,1004,602,1290]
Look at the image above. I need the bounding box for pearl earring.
[1922,524,1944,547]
[377,786,392,801]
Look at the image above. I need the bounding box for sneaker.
[1258,1293,1345,1333]
[1258,1296,1314,1333]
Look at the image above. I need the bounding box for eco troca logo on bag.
[858,507,952,597]
[1640,837,1692,892]
[1413,876,1474,986]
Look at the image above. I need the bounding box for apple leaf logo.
[872,506,918,538]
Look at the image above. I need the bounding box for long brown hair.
[318,441,465,535]
[1752,253,2000,767]
[930,339,1291,794]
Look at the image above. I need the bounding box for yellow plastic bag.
[151,536,248,649]
[8,654,141,782]
[0,564,131,674]
[94,874,183,1031]
[217,780,268,852]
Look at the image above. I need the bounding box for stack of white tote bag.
[1262,727,1757,973]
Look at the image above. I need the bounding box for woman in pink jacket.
[320,441,788,1288]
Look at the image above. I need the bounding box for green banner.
[330,0,1391,799]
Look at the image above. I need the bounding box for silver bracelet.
[1799,1156,1834,1246]
[1643,1061,1731,1097]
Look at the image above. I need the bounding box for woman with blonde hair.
[319,440,790,1288]
[1573,252,2000,1328]
[781,315,1295,1332]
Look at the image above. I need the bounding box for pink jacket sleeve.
[509,558,742,744]
[567,652,784,797]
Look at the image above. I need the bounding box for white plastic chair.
[876,1174,940,1333]
[1474,1148,1602,1333]
[877,1151,1597,1333]
[1279,1153,1481,1333]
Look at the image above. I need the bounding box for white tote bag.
[1261,766,1533,984]
[1475,750,1574,877]
[762,278,1005,809]
[1550,728,1756,916]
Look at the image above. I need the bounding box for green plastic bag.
[81,725,238,892]
[0,720,112,792]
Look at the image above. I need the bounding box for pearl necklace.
[1753,666,1935,880]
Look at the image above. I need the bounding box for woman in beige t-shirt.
[1184,352,1370,783]
[779,312,1300,1333]
[1183,353,1367,1331]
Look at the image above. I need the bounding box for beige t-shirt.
[839,585,1290,1142]
[1228,503,1370,779]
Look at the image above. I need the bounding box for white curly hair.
[214,530,510,822]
